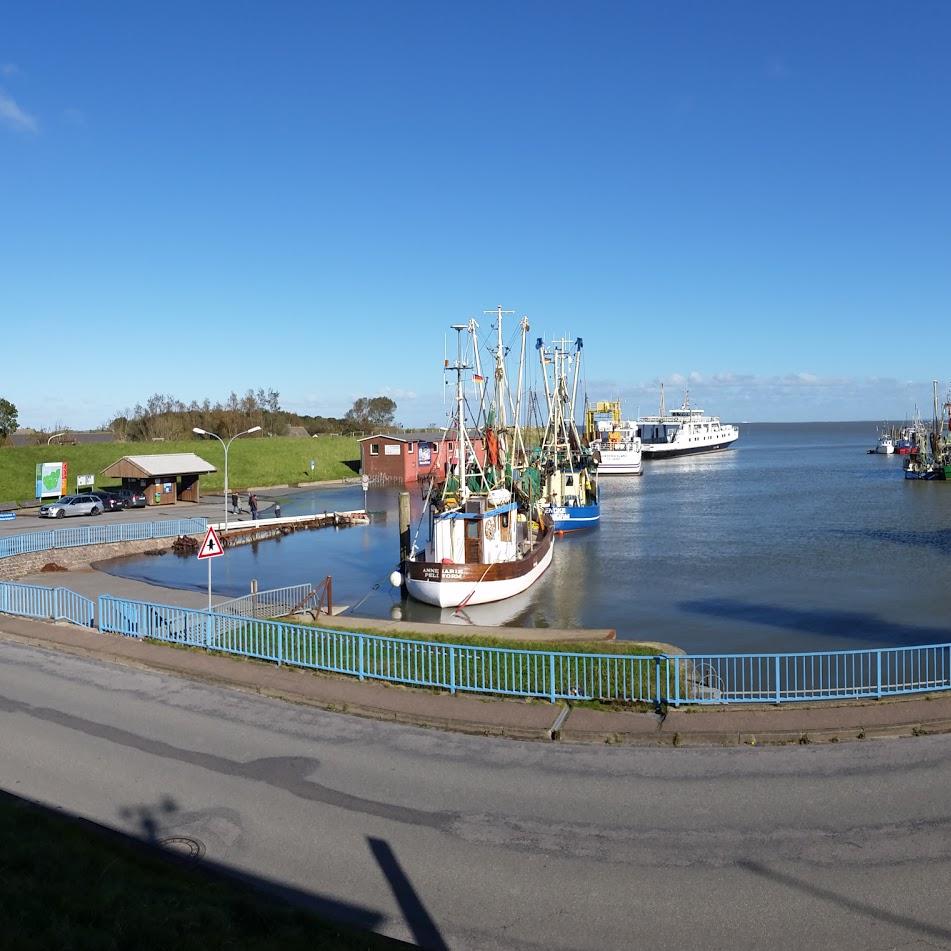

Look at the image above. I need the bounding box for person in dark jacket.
[231,491,239,514]
[248,493,258,520]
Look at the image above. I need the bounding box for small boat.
[873,433,895,454]
[585,401,643,475]
[536,336,600,532]
[637,385,739,458]
[402,314,554,608]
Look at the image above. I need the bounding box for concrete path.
[2,632,951,950]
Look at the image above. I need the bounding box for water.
[101,422,951,653]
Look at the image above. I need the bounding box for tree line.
[0,390,399,445]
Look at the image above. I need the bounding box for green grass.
[202,614,666,703]
[0,788,407,950]
[0,436,360,502]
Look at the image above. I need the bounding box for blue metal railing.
[3,520,951,705]
[0,518,207,560]
[94,594,951,705]
[0,581,95,628]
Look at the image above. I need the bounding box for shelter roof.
[101,453,217,478]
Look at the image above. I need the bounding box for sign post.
[361,474,369,513]
[196,525,224,611]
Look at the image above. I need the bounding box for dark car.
[88,490,125,512]
[114,488,147,509]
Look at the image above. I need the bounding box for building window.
[370,443,380,456]
[407,442,414,453]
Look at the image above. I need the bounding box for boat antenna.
[659,382,666,418]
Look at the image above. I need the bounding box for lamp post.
[47,432,66,445]
[192,425,262,530]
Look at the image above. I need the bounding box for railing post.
[672,656,681,707]
[549,653,556,703]
[358,633,365,681]
[205,610,213,649]
[876,650,883,699]
[654,656,661,704]
[775,655,782,704]
[277,623,283,666]
[449,645,456,694]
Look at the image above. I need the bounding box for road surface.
[2,639,950,949]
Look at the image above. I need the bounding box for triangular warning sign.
[196,525,224,560]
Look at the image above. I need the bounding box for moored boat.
[637,385,739,458]
[585,401,643,475]
[402,314,554,608]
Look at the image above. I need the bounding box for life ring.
[484,518,496,539]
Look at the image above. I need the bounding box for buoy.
[389,570,403,588]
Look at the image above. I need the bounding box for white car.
[38,495,103,518]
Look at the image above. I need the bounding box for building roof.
[285,425,310,438]
[358,430,482,444]
[101,453,217,478]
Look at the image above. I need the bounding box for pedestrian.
[231,491,239,514]
[274,503,281,519]
[248,493,258,520]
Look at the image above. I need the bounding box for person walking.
[231,491,239,515]
[248,493,258,520]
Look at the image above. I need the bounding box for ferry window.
[370,443,380,456]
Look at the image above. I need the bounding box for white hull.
[405,542,554,607]
[596,455,643,475]
[641,433,739,457]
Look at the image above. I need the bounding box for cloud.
[0,88,38,133]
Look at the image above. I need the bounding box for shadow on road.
[739,860,951,943]
[369,836,448,950]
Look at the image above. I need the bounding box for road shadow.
[679,597,951,648]
[369,836,448,950]
[738,860,951,943]
[0,786,413,948]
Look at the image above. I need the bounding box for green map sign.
[35,462,68,499]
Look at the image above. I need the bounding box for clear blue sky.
[2,1,949,427]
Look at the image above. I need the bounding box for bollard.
[398,491,411,561]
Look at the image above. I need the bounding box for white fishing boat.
[585,401,642,475]
[637,385,739,459]
[401,314,554,608]
[873,433,895,454]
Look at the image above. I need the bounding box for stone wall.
[0,535,202,581]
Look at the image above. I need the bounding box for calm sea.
[102,422,951,653]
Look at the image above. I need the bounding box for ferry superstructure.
[637,386,739,459]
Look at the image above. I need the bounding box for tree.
[344,395,396,430]
[0,398,18,439]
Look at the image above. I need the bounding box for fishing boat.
[637,385,739,458]
[873,433,895,454]
[400,314,554,608]
[536,336,600,531]
[585,400,642,475]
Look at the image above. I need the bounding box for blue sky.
[2,1,949,427]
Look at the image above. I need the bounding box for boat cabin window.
[466,520,480,539]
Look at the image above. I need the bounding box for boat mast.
[512,315,530,467]
[659,382,666,418]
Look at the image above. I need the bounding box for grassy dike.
[0,789,406,950]
[0,436,360,502]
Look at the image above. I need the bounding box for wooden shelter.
[101,453,216,505]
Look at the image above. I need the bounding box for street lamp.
[47,432,66,445]
[192,425,262,530]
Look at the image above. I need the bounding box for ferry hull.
[405,536,554,607]
[641,438,738,459]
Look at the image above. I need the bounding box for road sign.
[196,525,224,560]
[361,475,369,490]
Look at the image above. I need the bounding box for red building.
[359,432,486,483]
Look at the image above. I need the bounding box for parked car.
[38,495,103,518]
[113,488,147,509]
[88,490,125,512]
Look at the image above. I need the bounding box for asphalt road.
[2,641,950,950]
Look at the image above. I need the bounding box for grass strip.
[0,788,406,950]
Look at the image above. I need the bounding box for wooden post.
[398,492,411,562]
[325,575,333,615]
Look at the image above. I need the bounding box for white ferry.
[637,386,739,459]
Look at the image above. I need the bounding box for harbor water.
[101,422,951,653]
